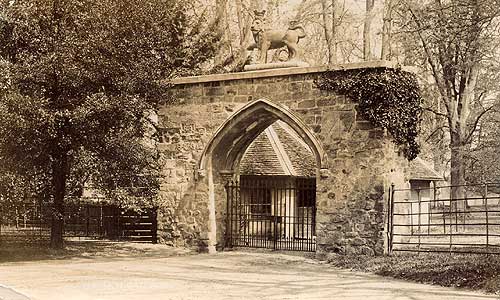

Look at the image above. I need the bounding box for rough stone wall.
[156,102,242,247]
[158,69,406,254]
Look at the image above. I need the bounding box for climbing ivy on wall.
[315,68,422,160]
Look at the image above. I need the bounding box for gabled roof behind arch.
[240,121,316,177]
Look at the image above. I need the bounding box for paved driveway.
[0,250,497,300]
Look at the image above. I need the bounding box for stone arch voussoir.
[198,98,326,176]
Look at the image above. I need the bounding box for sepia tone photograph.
[0,0,500,299]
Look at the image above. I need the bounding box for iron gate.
[387,183,500,255]
[225,176,316,252]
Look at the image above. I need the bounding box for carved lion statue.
[247,10,306,64]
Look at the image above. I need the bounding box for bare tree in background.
[381,0,393,60]
[321,0,338,64]
[215,0,230,65]
[363,0,375,60]
[402,0,500,206]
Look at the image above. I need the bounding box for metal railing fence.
[388,182,500,255]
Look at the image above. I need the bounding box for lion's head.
[250,10,266,33]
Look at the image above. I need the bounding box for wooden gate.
[119,208,158,243]
[225,176,316,252]
[0,201,158,244]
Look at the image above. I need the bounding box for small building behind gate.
[226,121,317,251]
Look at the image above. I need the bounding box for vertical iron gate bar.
[443,200,446,234]
[283,181,286,250]
[305,179,308,251]
[246,179,250,247]
[248,180,252,248]
[264,179,268,249]
[455,193,458,232]
[239,181,242,247]
[232,181,236,247]
[152,208,158,244]
[263,183,266,248]
[253,180,256,248]
[389,184,395,254]
[417,189,421,253]
[449,195,453,253]
[283,181,287,250]
[280,179,283,250]
[257,180,260,248]
[239,180,242,247]
[386,185,391,254]
[281,178,284,250]
[276,180,286,250]
[485,183,489,254]
[264,179,267,248]
[427,201,430,236]
[463,189,467,232]
[236,181,239,247]
[244,179,248,247]
[225,181,230,248]
[306,181,310,251]
[230,181,234,246]
[292,182,294,251]
[273,178,277,250]
[293,181,297,251]
[410,199,413,235]
[230,181,234,247]
[237,180,241,247]
[305,181,308,252]
[291,181,294,251]
[86,205,90,237]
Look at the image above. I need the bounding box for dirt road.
[0,249,497,300]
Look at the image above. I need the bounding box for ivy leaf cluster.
[315,68,422,160]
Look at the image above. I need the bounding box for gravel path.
[0,248,497,300]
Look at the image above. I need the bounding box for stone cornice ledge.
[171,61,416,85]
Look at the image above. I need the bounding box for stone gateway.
[157,62,408,256]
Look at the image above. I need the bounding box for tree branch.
[464,105,496,144]
[423,106,448,119]
[425,125,449,142]
[407,6,448,107]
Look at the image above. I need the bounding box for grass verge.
[325,252,500,295]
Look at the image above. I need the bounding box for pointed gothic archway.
[198,99,326,252]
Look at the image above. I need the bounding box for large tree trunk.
[321,0,337,65]
[235,0,246,46]
[214,0,230,66]
[447,64,477,207]
[450,130,466,210]
[363,0,375,61]
[50,153,68,249]
[381,0,393,60]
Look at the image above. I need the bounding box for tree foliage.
[0,0,220,247]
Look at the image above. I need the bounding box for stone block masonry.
[158,61,408,255]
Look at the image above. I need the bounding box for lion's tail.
[290,25,306,40]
